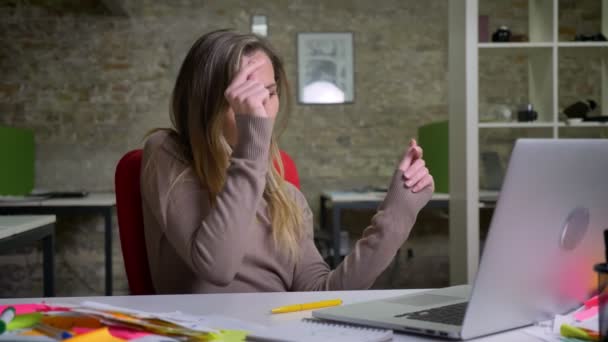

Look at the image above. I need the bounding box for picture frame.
[251,15,268,37]
[297,32,354,104]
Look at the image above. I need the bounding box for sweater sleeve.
[142,115,273,287]
[291,170,433,291]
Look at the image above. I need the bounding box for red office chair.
[115,148,300,295]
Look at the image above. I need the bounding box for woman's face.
[223,50,279,147]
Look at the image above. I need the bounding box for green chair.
[0,126,35,195]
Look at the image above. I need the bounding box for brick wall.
[0,0,602,297]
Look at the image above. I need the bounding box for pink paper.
[585,295,599,309]
[73,327,150,340]
[574,306,599,321]
[0,303,70,315]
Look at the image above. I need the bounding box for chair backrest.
[115,149,155,295]
[115,148,300,295]
[278,150,300,189]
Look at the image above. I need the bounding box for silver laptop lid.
[462,139,608,339]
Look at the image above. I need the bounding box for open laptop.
[313,139,608,340]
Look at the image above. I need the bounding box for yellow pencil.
[271,299,343,314]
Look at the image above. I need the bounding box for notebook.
[248,318,393,342]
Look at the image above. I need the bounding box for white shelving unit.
[449,0,608,285]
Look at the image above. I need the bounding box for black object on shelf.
[574,33,607,42]
[517,104,538,122]
[583,116,608,123]
[492,26,511,42]
[564,100,597,119]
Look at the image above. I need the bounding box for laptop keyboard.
[395,302,468,326]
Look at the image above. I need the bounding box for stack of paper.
[0,302,250,341]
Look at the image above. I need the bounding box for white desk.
[320,191,499,266]
[0,289,537,341]
[0,215,56,297]
[0,193,116,295]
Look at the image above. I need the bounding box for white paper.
[78,301,266,334]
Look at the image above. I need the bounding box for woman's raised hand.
[398,139,435,193]
[224,58,272,118]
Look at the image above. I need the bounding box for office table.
[0,215,56,297]
[0,289,539,341]
[0,193,116,295]
[320,191,499,266]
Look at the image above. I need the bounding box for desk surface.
[0,290,537,341]
[0,215,56,239]
[0,192,116,207]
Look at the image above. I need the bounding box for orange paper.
[64,327,125,342]
[73,326,150,340]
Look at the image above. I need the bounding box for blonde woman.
[141,30,434,294]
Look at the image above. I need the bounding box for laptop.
[313,139,608,340]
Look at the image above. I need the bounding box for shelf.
[478,122,555,128]
[450,0,608,287]
[480,122,608,128]
[558,122,608,127]
[479,43,608,48]
[478,42,554,49]
[558,42,608,48]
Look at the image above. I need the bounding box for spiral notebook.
[248,318,393,342]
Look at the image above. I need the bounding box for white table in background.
[0,289,538,341]
[320,191,499,266]
[0,193,116,295]
[0,215,56,297]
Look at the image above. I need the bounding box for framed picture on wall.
[297,32,354,104]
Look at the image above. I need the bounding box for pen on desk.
[34,322,73,340]
[271,299,342,314]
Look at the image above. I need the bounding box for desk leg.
[332,206,341,268]
[104,209,113,296]
[319,196,327,231]
[42,226,55,297]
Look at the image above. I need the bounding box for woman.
[141,29,434,294]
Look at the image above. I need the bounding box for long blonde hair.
[168,29,303,260]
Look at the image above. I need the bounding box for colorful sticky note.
[209,330,248,342]
[73,326,150,340]
[41,315,103,330]
[0,303,71,315]
[64,327,125,342]
[585,295,599,309]
[6,312,43,331]
[561,323,599,341]
[575,306,599,322]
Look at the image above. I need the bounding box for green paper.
[208,329,248,342]
[560,324,593,341]
[6,313,42,331]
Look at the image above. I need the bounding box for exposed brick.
[0,0,602,296]
[0,84,20,97]
[103,63,130,70]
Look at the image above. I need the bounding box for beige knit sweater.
[140,115,432,293]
